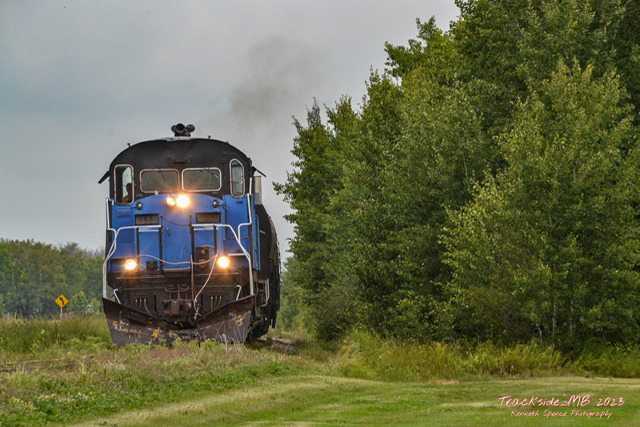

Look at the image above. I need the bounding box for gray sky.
[0,1,459,255]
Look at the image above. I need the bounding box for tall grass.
[569,344,640,378]
[332,330,640,381]
[0,315,111,355]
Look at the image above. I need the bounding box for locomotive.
[99,124,280,344]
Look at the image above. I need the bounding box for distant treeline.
[278,0,640,351]
[0,239,103,317]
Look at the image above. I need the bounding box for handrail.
[102,224,162,298]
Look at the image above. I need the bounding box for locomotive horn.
[171,123,195,137]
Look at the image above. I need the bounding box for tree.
[68,290,92,315]
[278,0,640,346]
[373,74,495,340]
[0,239,103,317]
[451,0,631,132]
[275,101,353,338]
[329,73,406,337]
[443,63,640,348]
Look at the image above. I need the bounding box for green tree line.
[277,0,640,351]
[0,239,103,317]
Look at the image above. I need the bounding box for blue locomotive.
[99,124,280,344]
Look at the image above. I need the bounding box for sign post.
[55,294,69,317]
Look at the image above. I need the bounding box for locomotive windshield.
[141,169,179,193]
[183,168,222,191]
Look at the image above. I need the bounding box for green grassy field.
[1,317,639,426]
[69,376,640,426]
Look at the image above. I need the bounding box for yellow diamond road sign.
[56,294,69,308]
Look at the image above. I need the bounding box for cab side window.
[114,165,133,205]
[230,160,244,197]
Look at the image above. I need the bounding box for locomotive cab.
[100,124,280,345]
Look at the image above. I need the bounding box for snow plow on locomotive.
[99,124,280,345]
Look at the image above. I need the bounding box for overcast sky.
[0,1,459,255]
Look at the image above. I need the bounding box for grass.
[1,317,640,426]
[68,376,640,426]
[333,330,640,381]
[0,315,111,354]
[0,316,309,426]
[334,330,565,380]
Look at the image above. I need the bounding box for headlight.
[166,194,190,208]
[176,194,190,208]
[217,256,231,269]
[124,259,138,271]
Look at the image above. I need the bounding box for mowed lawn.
[68,375,640,426]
